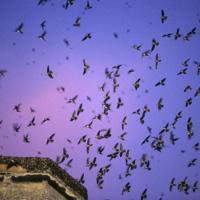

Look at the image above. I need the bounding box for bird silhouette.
[121,182,131,195]
[83,59,90,75]
[151,38,159,52]
[38,30,47,41]
[46,133,55,145]
[23,134,30,143]
[73,17,81,27]
[40,20,46,30]
[12,123,21,132]
[0,69,7,79]
[15,23,24,34]
[85,1,92,10]
[81,33,92,41]
[41,117,50,125]
[13,103,22,112]
[155,53,161,69]
[155,78,166,87]
[46,65,54,78]
[141,188,148,200]
[161,9,167,23]
[133,78,141,90]
[169,178,176,191]
[27,116,36,127]
[175,28,181,40]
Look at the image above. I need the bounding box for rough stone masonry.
[0,156,88,200]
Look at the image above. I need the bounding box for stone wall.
[0,156,87,200]
[0,180,68,200]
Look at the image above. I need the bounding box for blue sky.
[0,0,200,199]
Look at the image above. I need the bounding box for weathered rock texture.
[0,156,87,200]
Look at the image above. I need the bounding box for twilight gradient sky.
[0,0,200,199]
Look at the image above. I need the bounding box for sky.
[0,0,200,199]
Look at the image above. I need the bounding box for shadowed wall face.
[0,180,68,200]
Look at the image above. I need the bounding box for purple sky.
[0,0,200,199]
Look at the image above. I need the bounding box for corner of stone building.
[0,156,88,200]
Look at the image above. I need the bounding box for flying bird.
[70,110,77,121]
[192,181,198,192]
[85,1,92,10]
[65,158,73,168]
[169,132,179,145]
[38,31,47,41]
[157,98,164,110]
[169,178,176,191]
[27,116,36,127]
[40,20,46,30]
[141,135,151,145]
[121,116,127,130]
[185,98,192,107]
[155,78,166,87]
[30,107,36,113]
[12,123,21,132]
[78,173,85,184]
[15,23,24,34]
[66,95,78,104]
[78,135,87,145]
[86,138,93,154]
[175,28,181,40]
[162,33,173,38]
[155,53,161,69]
[128,69,135,74]
[132,44,142,51]
[194,87,200,97]
[113,78,119,93]
[0,69,7,79]
[117,97,123,109]
[87,157,97,170]
[81,33,92,41]
[142,49,151,57]
[62,0,74,9]
[38,0,48,6]
[184,85,192,93]
[63,38,70,46]
[192,143,200,151]
[187,158,197,167]
[118,132,127,141]
[47,65,54,78]
[141,188,148,200]
[73,17,81,27]
[83,59,90,75]
[97,146,105,155]
[177,68,188,75]
[151,38,159,52]
[181,58,190,67]
[113,32,119,39]
[13,103,22,112]
[23,134,30,143]
[161,9,167,23]
[184,27,197,40]
[0,120,3,128]
[133,78,141,90]
[77,103,84,115]
[46,133,55,145]
[121,182,131,195]
[99,82,106,92]
[41,117,50,125]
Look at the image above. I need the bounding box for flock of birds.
[0,0,200,199]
